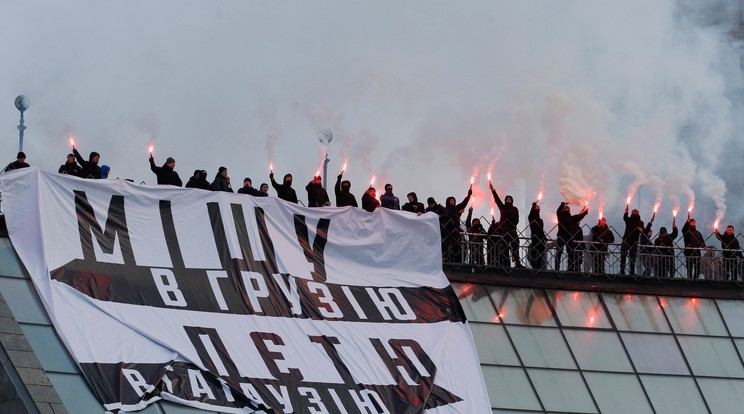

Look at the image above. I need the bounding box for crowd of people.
[4,148,743,280]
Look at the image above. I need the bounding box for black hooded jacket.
[271,174,298,203]
[402,193,425,215]
[622,211,645,245]
[185,170,210,190]
[73,148,102,179]
[306,180,330,207]
[334,176,358,207]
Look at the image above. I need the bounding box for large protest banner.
[0,168,490,413]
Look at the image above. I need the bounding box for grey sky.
[1,1,741,229]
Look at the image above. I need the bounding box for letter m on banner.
[74,190,135,265]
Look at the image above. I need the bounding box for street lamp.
[317,128,333,190]
[14,95,30,152]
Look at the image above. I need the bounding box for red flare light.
[315,170,320,178]
[470,176,474,185]
[341,162,347,173]
[537,192,543,201]
[369,176,376,187]
[672,209,678,218]
[69,135,75,148]
[148,144,154,155]
[714,220,720,229]
[688,206,693,213]
[490,207,494,217]
[626,195,632,205]
[487,172,492,182]
[599,211,603,220]
[653,204,659,213]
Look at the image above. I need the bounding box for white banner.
[0,168,490,413]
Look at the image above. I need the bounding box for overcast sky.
[1,1,742,229]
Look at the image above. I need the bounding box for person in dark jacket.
[402,192,426,216]
[185,170,210,190]
[715,225,743,280]
[441,189,472,263]
[380,184,400,210]
[238,178,266,197]
[639,215,655,276]
[682,215,706,278]
[72,147,102,179]
[100,165,110,179]
[425,197,445,216]
[654,223,678,278]
[555,202,589,271]
[620,207,645,275]
[361,187,380,212]
[3,152,30,172]
[270,172,298,203]
[334,173,358,207]
[306,175,330,207]
[528,202,546,270]
[590,217,615,274]
[58,154,81,176]
[466,206,487,265]
[489,183,522,267]
[210,167,233,192]
[149,156,182,187]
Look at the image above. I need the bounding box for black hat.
[17,152,25,159]
[218,166,227,173]
[166,157,176,164]
[427,197,435,204]
[660,227,668,234]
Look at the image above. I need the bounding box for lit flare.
[672,209,678,218]
[341,162,347,173]
[269,162,273,173]
[148,144,154,156]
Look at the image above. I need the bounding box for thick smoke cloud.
[0,0,741,231]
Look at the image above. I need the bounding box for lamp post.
[14,95,29,153]
[317,128,333,190]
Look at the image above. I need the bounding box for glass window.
[698,378,744,414]
[0,278,50,325]
[640,375,707,414]
[0,238,28,278]
[20,324,78,374]
[482,366,542,411]
[603,293,670,333]
[507,326,576,369]
[497,287,556,327]
[548,290,611,329]
[715,299,744,337]
[470,322,521,366]
[527,368,597,413]
[677,336,744,377]
[563,330,633,372]
[453,283,499,323]
[621,333,689,375]
[583,372,653,414]
[662,296,727,336]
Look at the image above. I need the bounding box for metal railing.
[443,217,744,283]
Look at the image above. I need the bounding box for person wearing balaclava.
[654,221,678,278]
[334,172,358,207]
[100,165,110,179]
[490,182,522,268]
[270,172,298,203]
[682,213,706,279]
[528,201,546,270]
[620,206,645,275]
